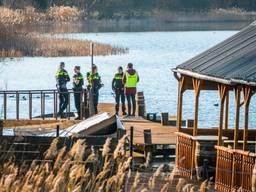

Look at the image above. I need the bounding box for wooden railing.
[215,146,256,192]
[215,146,233,192]
[176,132,194,177]
[0,89,89,120]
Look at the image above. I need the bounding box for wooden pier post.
[130,126,134,169]
[192,78,201,136]
[0,120,3,136]
[191,78,201,177]
[177,76,185,132]
[234,87,241,149]
[3,92,7,120]
[242,86,253,151]
[215,84,227,182]
[53,90,57,119]
[56,125,60,137]
[29,91,32,120]
[224,91,229,130]
[137,92,145,117]
[217,84,227,146]
[161,112,169,126]
[16,91,19,120]
[79,92,83,120]
[68,92,71,120]
[41,91,45,120]
[144,129,152,164]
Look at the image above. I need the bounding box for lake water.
[1,30,256,128]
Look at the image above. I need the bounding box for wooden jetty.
[0,89,178,166]
[173,21,256,191]
[98,103,176,144]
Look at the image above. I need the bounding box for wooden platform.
[123,117,177,145]
[3,103,177,146]
[99,103,177,145]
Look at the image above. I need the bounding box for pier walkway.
[98,103,177,145]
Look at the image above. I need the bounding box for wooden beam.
[215,84,227,186]
[224,91,229,130]
[231,87,241,189]
[177,75,185,132]
[217,84,227,146]
[233,87,241,149]
[242,86,254,151]
[191,78,201,177]
[176,75,185,170]
[192,78,201,136]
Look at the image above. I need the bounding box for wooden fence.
[0,89,89,120]
[215,146,256,192]
[176,132,194,177]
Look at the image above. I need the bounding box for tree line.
[1,0,256,19]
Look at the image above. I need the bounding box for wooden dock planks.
[123,118,177,145]
[4,103,177,146]
[99,103,177,145]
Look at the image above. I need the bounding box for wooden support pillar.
[242,86,254,151]
[177,76,185,132]
[215,84,227,183]
[231,87,241,189]
[192,78,201,136]
[3,93,7,120]
[191,78,201,177]
[130,126,134,169]
[234,87,241,149]
[16,91,19,120]
[29,92,32,120]
[224,91,229,130]
[217,84,227,146]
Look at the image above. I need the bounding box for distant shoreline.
[10,20,250,35]
[1,6,256,30]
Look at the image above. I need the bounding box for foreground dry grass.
[0,136,215,192]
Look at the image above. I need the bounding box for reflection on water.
[1,30,256,129]
[14,20,250,34]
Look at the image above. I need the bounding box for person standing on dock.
[123,63,139,117]
[112,66,127,116]
[56,62,70,118]
[87,64,103,114]
[73,66,84,120]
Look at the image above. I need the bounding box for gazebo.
[173,21,256,191]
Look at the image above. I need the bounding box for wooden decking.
[123,118,176,145]
[99,103,177,145]
[3,103,177,146]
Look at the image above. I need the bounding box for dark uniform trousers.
[115,89,126,114]
[59,88,69,114]
[74,90,82,118]
[126,93,136,115]
[93,89,99,114]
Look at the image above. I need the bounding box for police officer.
[87,64,102,114]
[123,63,139,116]
[112,66,127,116]
[56,62,70,118]
[73,66,84,120]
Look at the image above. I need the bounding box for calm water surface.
[2,30,255,128]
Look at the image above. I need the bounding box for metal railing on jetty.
[0,89,89,120]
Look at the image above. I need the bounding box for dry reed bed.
[0,25,127,57]
[0,6,128,57]
[0,135,216,192]
[1,6,256,26]
[0,6,83,25]
[35,35,127,57]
